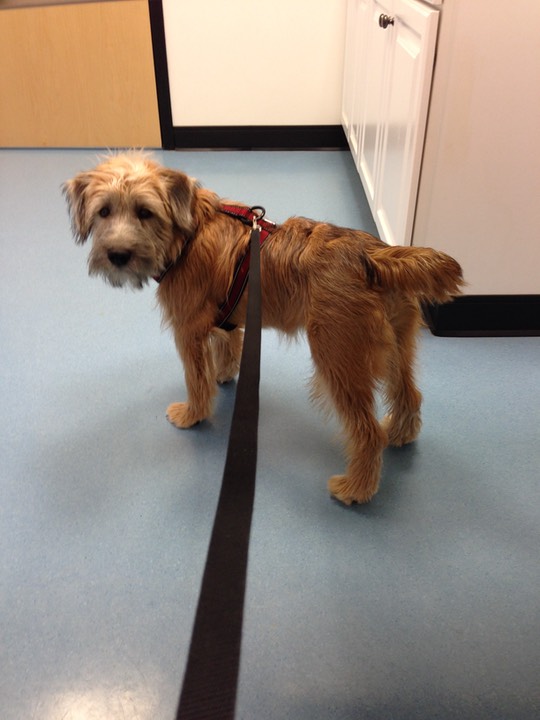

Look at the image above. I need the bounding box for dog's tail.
[367,245,464,303]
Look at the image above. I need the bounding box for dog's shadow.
[253,386,422,515]
[37,358,423,531]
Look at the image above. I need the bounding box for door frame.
[148,0,174,149]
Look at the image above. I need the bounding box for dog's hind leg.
[381,300,423,446]
[308,318,389,505]
[210,327,243,383]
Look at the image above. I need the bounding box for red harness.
[216,204,276,330]
[153,204,276,331]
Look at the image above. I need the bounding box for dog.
[63,153,464,505]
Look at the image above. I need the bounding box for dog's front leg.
[167,328,217,428]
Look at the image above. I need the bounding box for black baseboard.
[423,295,540,337]
[173,125,348,150]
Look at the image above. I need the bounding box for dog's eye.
[99,206,111,218]
[137,207,153,220]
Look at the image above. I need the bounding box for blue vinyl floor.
[1,149,539,720]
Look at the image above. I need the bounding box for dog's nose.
[107,250,132,267]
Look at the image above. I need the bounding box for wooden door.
[0,0,161,147]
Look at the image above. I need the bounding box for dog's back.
[252,217,463,333]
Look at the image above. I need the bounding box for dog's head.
[63,153,196,289]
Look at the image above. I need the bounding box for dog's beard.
[87,248,157,290]
[88,263,149,290]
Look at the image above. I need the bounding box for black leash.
[176,210,264,720]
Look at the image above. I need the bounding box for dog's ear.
[62,173,94,244]
[159,168,195,235]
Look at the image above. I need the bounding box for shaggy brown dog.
[64,153,463,504]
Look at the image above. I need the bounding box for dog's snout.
[107,250,132,268]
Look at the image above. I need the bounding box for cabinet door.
[375,0,439,245]
[342,0,359,139]
[342,0,372,161]
[358,0,393,204]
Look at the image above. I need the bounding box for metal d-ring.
[250,206,266,222]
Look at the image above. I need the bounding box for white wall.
[162,0,347,126]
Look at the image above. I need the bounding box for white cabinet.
[342,0,439,246]
[344,0,540,298]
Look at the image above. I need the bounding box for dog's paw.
[166,402,205,429]
[328,474,378,506]
[381,412,421,447]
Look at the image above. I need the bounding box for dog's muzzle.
[107,250,132,268]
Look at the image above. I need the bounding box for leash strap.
[176,220,262,720]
